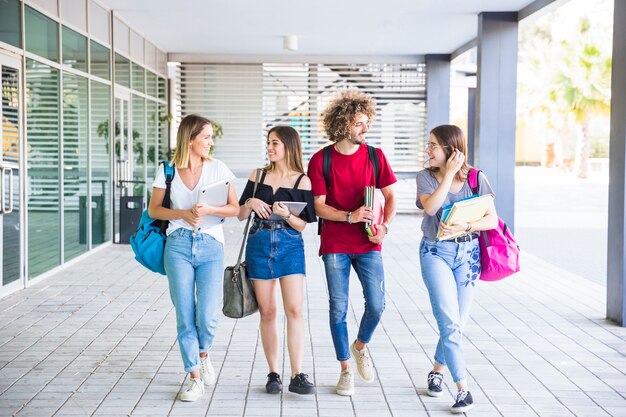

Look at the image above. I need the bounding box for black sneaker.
[265,372,282,394]
[451,390,474,413]
[426,371,443,397]
[288,373,316,395]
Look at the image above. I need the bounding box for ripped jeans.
[322,251,386,361]
[419,237,481,382]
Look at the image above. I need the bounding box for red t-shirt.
[308,144,397,255]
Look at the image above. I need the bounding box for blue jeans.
[164,228,224,373]
[322,251,385,361]
[419,237,480,382]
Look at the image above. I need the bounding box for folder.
[436,193,494,240]
[195,179,231,232]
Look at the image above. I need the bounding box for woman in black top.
[238,126,316,395]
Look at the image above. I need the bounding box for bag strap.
[235,168,261,268]
[322,144,380,189]
[468,168,480,195]
[159,160,175,233]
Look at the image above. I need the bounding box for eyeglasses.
[426,143,449,150]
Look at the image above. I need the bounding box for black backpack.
[318,144,380,234]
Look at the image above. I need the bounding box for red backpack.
[468,169,520,281]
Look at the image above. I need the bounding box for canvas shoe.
[350,340,375,382]
[178,377,205,402]
[200,355,216,386]
[450,390,474,413]
[426,371,444,397]
[288,373,315,395]
[336,369,355,396]
[266,372,282,394]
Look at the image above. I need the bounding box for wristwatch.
[346,211,352,224]
[382,223,390,233]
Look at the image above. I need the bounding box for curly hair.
[323,90,376,142]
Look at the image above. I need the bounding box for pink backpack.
[468,169,520,281]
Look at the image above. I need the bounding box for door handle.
[1,167,13,214]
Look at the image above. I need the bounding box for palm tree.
[548,17,611,178]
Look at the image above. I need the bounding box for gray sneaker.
[350,341,375,382]
[336,369,355,396]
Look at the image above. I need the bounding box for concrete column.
[607,0,626,326]
[426,54,451,132]
[474,12,518,230]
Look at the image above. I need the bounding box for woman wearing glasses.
[415,124,498,414]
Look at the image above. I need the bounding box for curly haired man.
[307,90,397,396]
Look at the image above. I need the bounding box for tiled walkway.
[0,215,625,417]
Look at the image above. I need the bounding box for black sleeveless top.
[238,170,317,223]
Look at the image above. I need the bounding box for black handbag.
[222,169,261,318]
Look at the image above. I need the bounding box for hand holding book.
[436,193,494,240]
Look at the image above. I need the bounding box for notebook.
[437,193,494,240]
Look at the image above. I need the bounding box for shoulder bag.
[468,168,521,281]
[223,169,261,318]
[130,161,175,275]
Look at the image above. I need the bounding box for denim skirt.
[245,220,305,280]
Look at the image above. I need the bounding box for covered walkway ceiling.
[98,0,552,56]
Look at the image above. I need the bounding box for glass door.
[113,93,131,242]
[1,54,24,295]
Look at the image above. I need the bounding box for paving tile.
[0,216,622,417]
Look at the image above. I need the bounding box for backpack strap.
[322,145,333,190]
[293,173,305,189]
[160,160,175,233]
[367,145,380,188]
[468,168,480,195]
[322,144,380,189]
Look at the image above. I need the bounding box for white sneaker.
[336,369,355,396]
[178,377,205,402]
[350,341,375,382]
[200,355,216,385]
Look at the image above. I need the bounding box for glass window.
[26,59,61,278]
[131,62,145,93]
[62,26,88,72]
[158,76,167,101]
[90,40,110,80]
[158,103,169,161]
[25,6,59,62]
[0,0,21,48]
[114,53,130,87]
[146,100,158,175]
[91,81,112,245]
[132,95,145,197]
[62,72,89,260]
[146,71,158,98]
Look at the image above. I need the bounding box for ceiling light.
[283,35,298,51]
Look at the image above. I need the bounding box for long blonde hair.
[171,114,213,168]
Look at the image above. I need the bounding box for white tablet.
[268,201,308,220]
[195,179,231,231]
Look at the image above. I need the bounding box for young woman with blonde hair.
[149,114,239,401]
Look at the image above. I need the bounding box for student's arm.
[419,150,465,216]
[148,187,200,226]
[313,195,373,224]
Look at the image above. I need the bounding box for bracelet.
[465,222,472,232]
[346,211,352,224]
[244,198,252,208]
[282,212,292,221]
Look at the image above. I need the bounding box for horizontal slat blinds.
[176,62,427,175]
